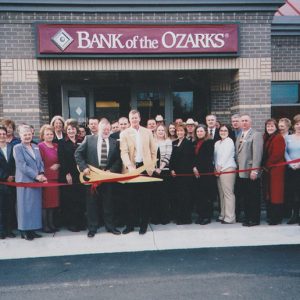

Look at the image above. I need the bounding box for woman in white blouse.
[214,124,237,224]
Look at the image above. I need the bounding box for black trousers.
[173,177,192,223]
[151,170,171,224]
[125,181,152,228]
[286,168,300,211]
[0,186,15,233]
[195,176,215,219]
[238,177,261,223]
[86,182,115,232]
[61,185,85,228]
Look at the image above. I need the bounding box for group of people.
[0,110,300,241]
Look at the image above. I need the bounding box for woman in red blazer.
[263,119,286,225]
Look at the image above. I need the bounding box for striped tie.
[238,133,244,151]
[100,139,108,169]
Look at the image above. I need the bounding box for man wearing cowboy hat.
[185,118,196,142]
[155,115,165,126]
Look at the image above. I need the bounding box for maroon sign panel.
[37,24,239,56]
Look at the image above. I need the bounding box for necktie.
[100,139,108,169]
[238,133,244,151]
[210,129,213,138]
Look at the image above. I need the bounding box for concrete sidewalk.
[1,221,300,260]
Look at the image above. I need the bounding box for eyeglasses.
[219,129,228,132]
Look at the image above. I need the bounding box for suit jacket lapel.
[91,135,98,158]
[6,143,13,162]
[23,143,36,160]
[107,137,114,162]
[0,147,5,161]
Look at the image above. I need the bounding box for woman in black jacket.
[169,124,194,225]
[193,124,215,225]
[58,119,85,232]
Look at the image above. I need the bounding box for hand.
[7,176,14,182]
[155,168,162,175]
[128,165,136,172]
[66,173,73,184]
[50,164,60,171]
[291,163,300,170]
[36,174,47,183]
[171,170,176,177]
[193,167,200,178]
[146,169,153,177]
[250,171,258,181]
[83,168,90,176]
[41,175,48,183]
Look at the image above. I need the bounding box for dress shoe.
[268,221,280,225]
[31,231,42,238]
[216,218,222,222]
[0,232,6,239]
[200,218,211,225]
[287,215,299,225]
[139,226,147,235]
[21,231,34,241]
[243,221,259,227]
[87,231,96,238]
[6,231,16,238]
[106,228,121,235]
[42,227,55,233]
[67,226,80,232]
[122,226,134,234]
[195,218,203,224]
[221,220,233,224]
[50,226,60,232]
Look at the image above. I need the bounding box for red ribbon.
[1,158,299,188]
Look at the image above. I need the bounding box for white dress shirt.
[0,145,8,161]
[133,127,143,163]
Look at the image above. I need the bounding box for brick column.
[0,59,46,132]
[231,58,272,131]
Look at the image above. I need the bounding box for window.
[271,83,300,120]
[172,91,194,122]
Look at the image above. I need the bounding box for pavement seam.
[149,224,159,250]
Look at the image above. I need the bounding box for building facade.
[0,0,299,130]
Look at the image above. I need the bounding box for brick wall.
[0,11,274,130]
[0,11,273,59]
[272,36,300,72]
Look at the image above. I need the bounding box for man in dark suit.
[75,120,122,237]
[206,114,221,144]
[110,117,129,140]
[236,114,263,227]
[0,125,16,239]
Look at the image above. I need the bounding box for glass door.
[62,85,94,125]
[135,90,165,124]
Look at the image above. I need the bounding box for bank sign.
[36,24,239,57]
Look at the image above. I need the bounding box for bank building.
[0,0,299,129]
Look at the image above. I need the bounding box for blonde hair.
[293,114,300,126]
[154,124,168,140]
[50,115,65,128]
[39,124,55,141]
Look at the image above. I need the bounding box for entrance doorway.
[50,71,210,125]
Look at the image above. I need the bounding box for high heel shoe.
[30,231,42,238]
[21,231,34,241]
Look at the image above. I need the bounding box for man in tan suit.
[120,109,157,234]
[236,114,263,227]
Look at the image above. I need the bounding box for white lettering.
[161,31,176,48]
[214,33,225,48]
[77,31,91,48]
